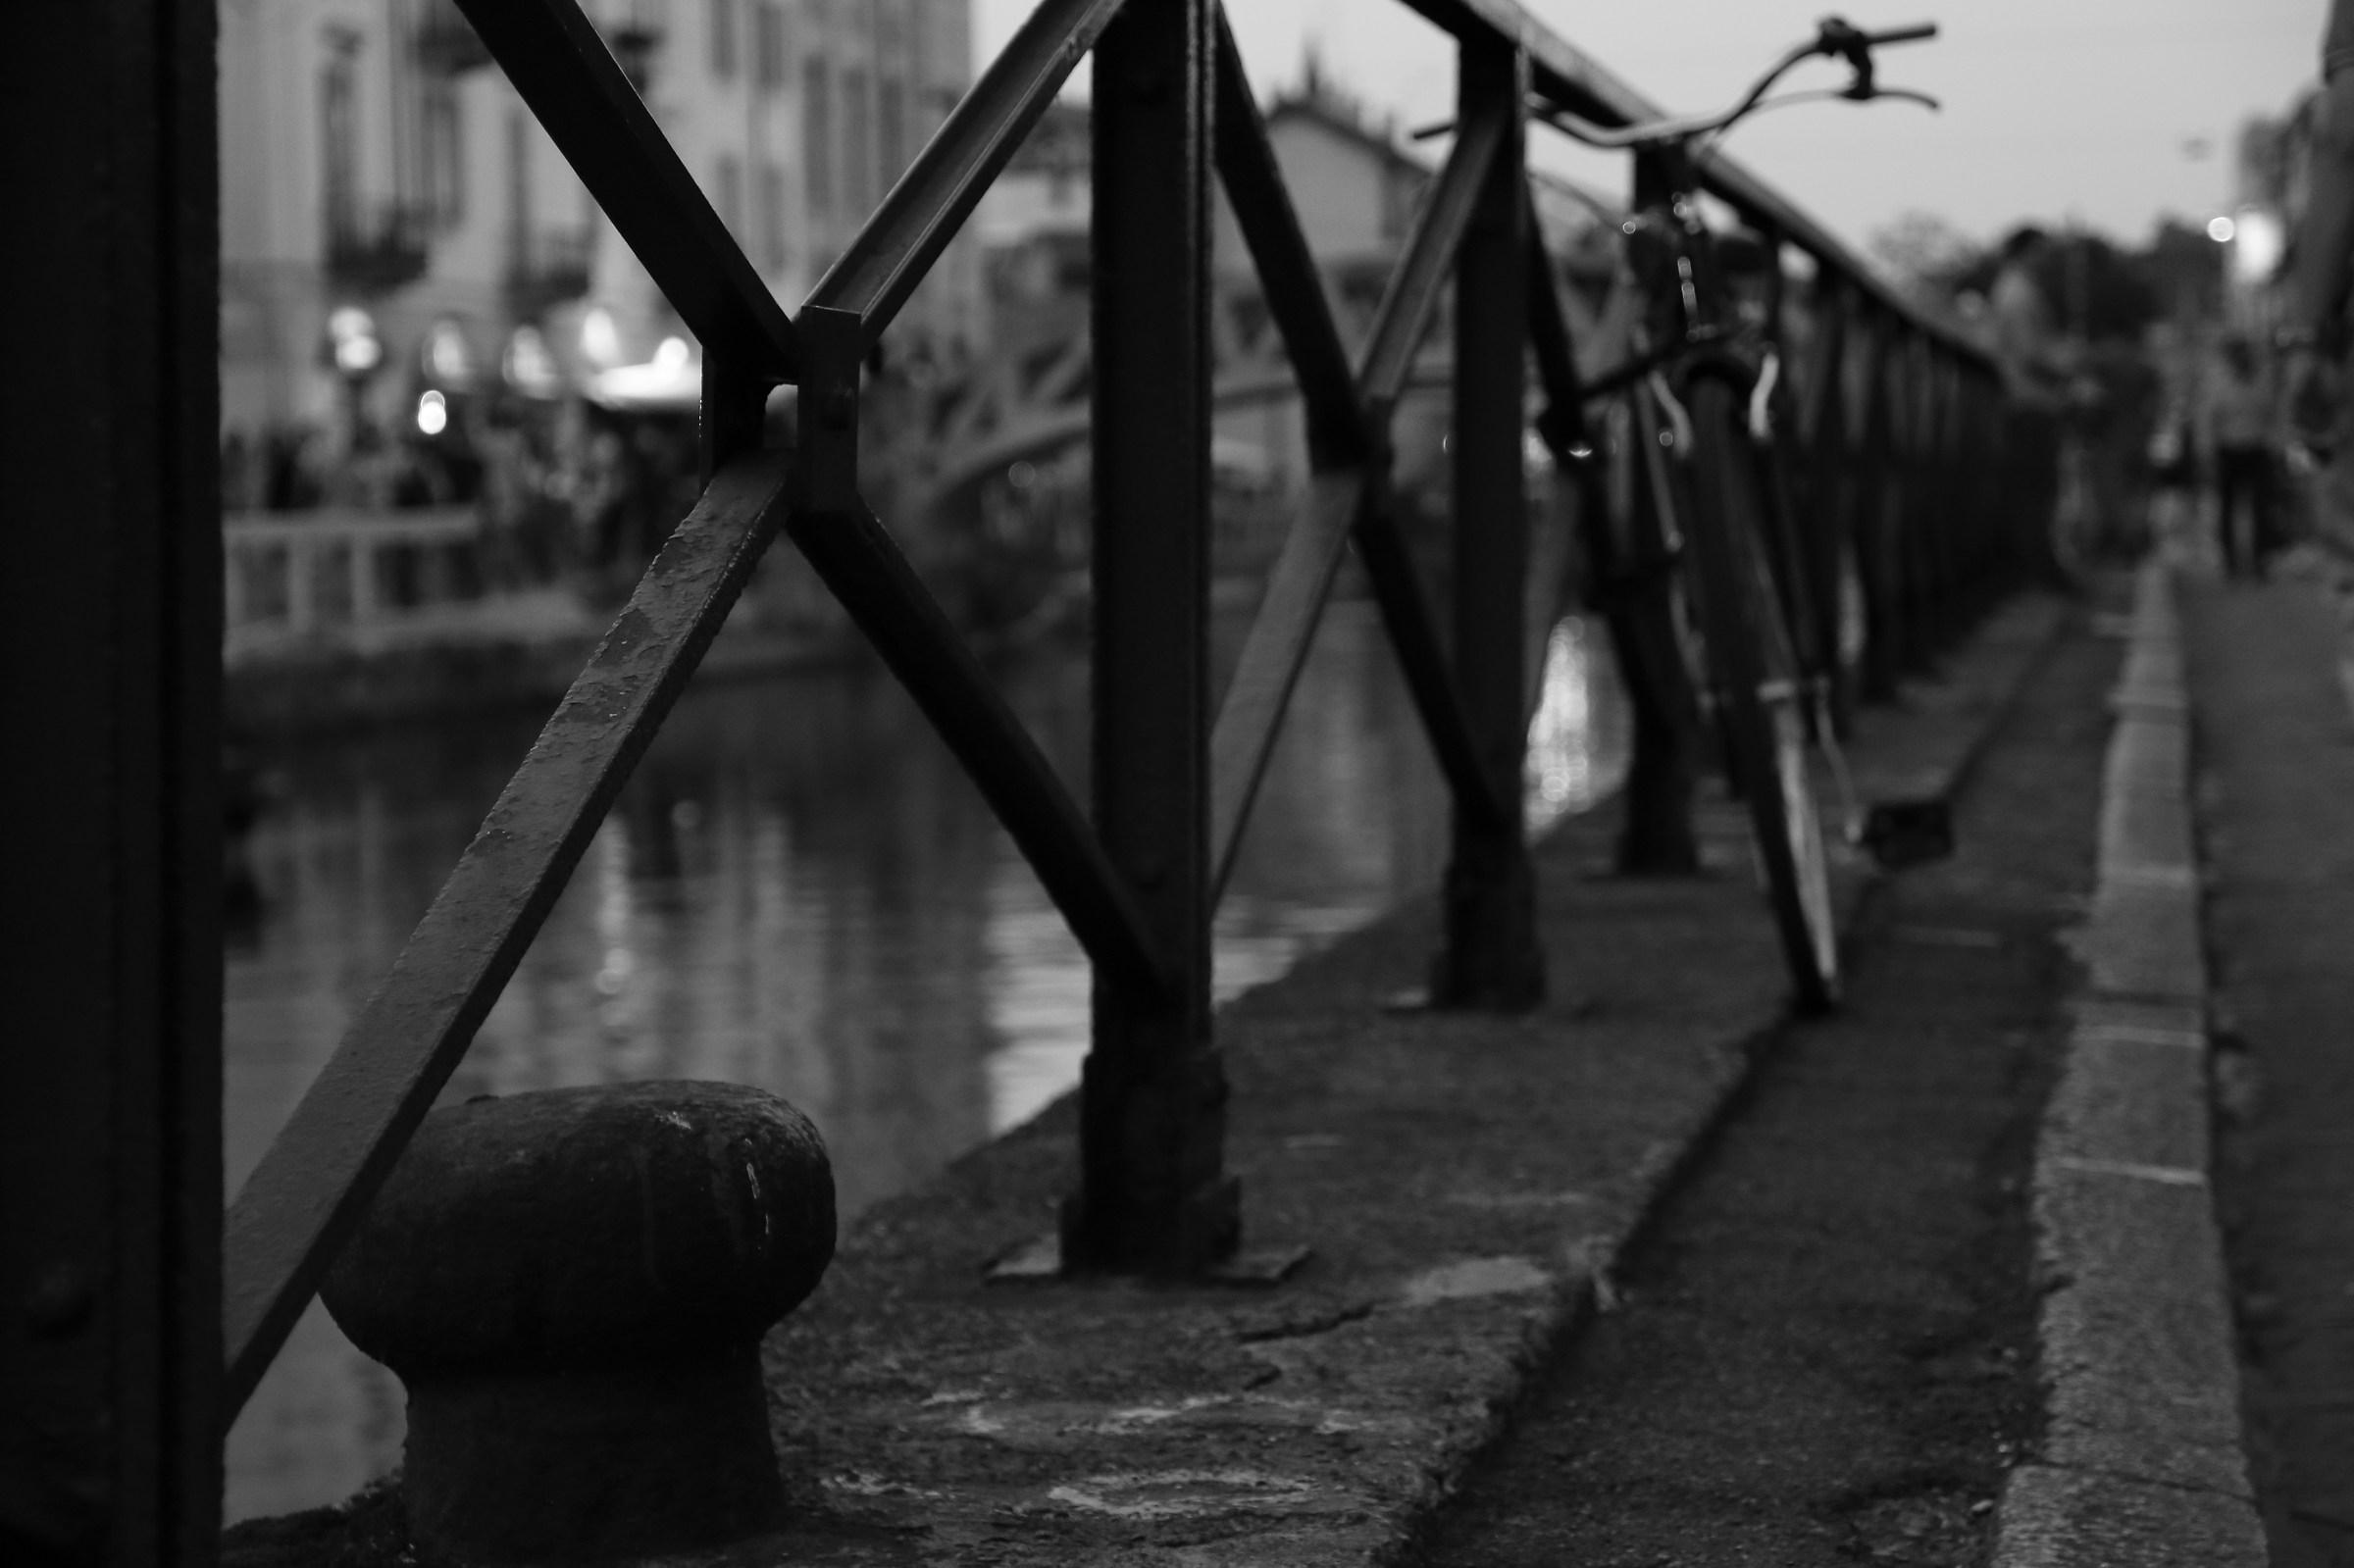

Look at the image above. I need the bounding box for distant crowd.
[1981,225,2317,583]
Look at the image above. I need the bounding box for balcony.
[415,0,491,73]
[504,228,595,320]
[326,201,433,296]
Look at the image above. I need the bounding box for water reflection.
[222,600,1626,1522]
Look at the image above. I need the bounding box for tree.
[1868,210,1986,305]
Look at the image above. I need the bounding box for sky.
[975,0,2326,254]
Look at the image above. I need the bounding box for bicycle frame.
[1608,138,1845,1009]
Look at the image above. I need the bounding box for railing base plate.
[984,1235,1311,1289]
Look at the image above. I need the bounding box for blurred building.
[219,0,983,452]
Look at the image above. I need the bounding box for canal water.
[223,599,1629,1523]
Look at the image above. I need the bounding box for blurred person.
[1987,226,2074,586]
[2146,394,2200,562]
[2283,0,2354,503]
[2200,334,2280,579]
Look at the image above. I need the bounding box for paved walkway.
[2184,558,2354,1567]
[1409,590,2112,1567]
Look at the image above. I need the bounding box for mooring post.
[1062,0,1237,1275]
[321,1083,835,1563]
[1432,36,1544,1010]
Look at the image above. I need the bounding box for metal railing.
[219,0,2014,1428]
[221,509,487,654]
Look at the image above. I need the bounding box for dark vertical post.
[0,1,222,1561]
[1612,390,1706,875]
[1852,311,1902,704]
[1930,355,1967,640]
[1064,0,1236,1274]
[699,356,770,484]
[1432,38,1543,1009]
[1884,332,1922,677]
[1798,278,1853,734]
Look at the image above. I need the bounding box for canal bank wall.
[225,574,1278,738]
[226,594,2064,1568]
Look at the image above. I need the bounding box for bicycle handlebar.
[1526,15,1937,153]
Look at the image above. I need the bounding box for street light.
[2229,208,2283,284]
[2207,215,2235,244]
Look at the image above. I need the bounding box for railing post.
[1062,0,1236,1274]
[700,354,769,485]
[1798,277,1855,735]
[224,535,249,634]
[1,0,223,1558]
[349,535,380,626]
[1852,309,1902,704]
[287,535,318,633]
[1902,337,1930,657]
[1611,386,1706,875]
[1432,37,1543,1010]
[1931,353,1968,642]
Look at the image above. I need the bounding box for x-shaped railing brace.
[222,0,1544,1417]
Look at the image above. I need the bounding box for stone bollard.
[321,1082,834,1564]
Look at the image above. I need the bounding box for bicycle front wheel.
[1681,376,1841,1012]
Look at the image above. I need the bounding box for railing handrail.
[223,507,480,546]
[1399,0,1993,372]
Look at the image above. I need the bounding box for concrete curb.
[1991,562,2266,1567]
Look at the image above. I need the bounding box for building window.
[1378,172,1405,241]
[803,57,833,218]
[321,38,359,244]
[506,110,533,270]
[843,68,870,218]
[879,76,906,187]
[717,154,744,238]
[421,75,465,228]
[754,2,787,92]
[708,0,738,80]
[759,162,787,271]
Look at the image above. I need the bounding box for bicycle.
[1543,17,1942,1013]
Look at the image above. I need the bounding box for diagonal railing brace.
[452,0,798,379]
[222,452,794,1417]
[1206,37,1514,891]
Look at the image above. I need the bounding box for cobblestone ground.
[1409,605,2117,1567]
[2187,559,2354,1568]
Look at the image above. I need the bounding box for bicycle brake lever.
[1860,85,1941,112]
[1815,17,1876,96]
